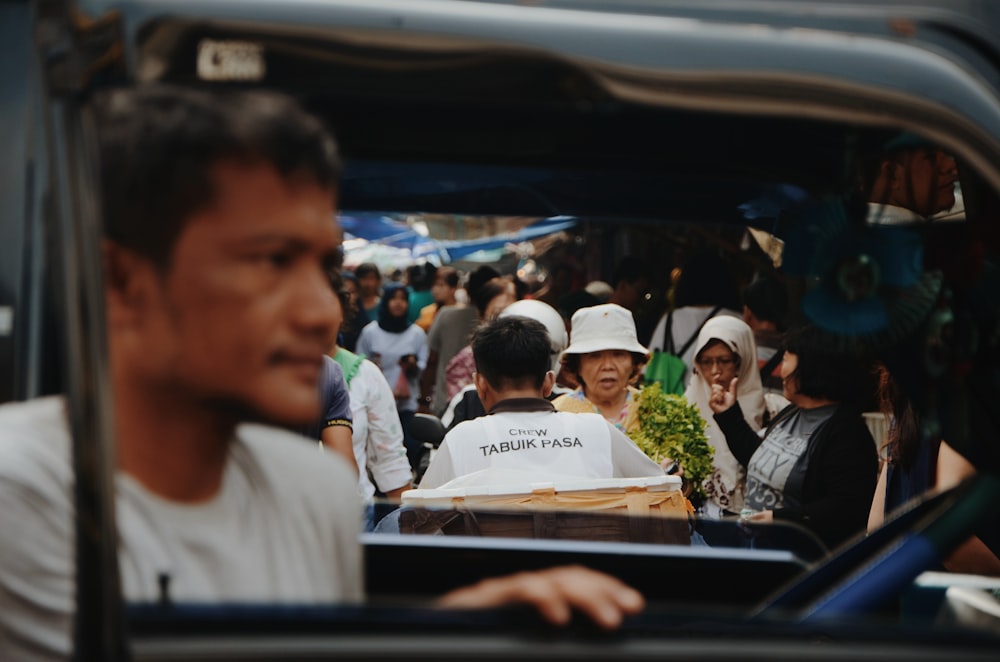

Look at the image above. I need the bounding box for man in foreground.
[0,85,643,660]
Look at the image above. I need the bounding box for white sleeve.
[0,466,75,661]
[608,424,665,478]
[440,384,475,429]
[414,327,430,371]
[355,322,376,358]
[416,439,456,489]
[359,362,412,493]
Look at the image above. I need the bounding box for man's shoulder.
[234,423,358,494]
[436,305,475,324]
[444,414,487,438]
[319,355,347,389]
[0,396,73,487]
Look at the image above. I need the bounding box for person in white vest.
[419,315,664,489]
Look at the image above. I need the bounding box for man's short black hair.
[743,276,788,329]
[95,84,342,268]
[407,262,437,291]
[472,316,552,390]
[784,325,868,405]
[355,262,381,281]
[435,266,460,289]
[466,265,501,301]
[472,278,509,317]
[612,255,650,288]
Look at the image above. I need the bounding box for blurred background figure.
[584,280,613,304]
[861,136,961,223]
[867,366,1000,575]
[742,275,789,396]
[608,256,652,316]
[406,262,437,325]
[646,250,742,386]
[416,265,459,332]
[443,277,518,402]
[338,270,365,353]
[357,283,429,472]
[420,265,499,416]
[355,262,383,324]
[327,271,412,528]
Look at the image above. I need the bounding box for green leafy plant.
[630,382,714,499]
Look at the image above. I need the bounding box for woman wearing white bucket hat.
[552,304,650,437]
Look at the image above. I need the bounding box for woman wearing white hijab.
[685,316,765,518]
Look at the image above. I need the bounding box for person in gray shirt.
[0,85,643,662]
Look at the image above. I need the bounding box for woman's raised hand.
[709,377,738,414]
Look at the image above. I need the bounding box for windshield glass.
[4,2,1000,659]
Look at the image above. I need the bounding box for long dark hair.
[783,325,870,407]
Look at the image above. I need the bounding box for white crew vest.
[444,410,614,479]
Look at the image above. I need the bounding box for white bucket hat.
[563,304,648,356]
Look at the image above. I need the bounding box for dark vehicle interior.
[6,0,1000,659]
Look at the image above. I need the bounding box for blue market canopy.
[340,212,578,264]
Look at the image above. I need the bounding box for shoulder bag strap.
[759,346,784,382]
[662,309,676,353]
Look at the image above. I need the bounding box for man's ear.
[103,240,157,328]
[541,370,555,398]
[473,371,491,408]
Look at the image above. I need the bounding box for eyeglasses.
[696,356,737,369]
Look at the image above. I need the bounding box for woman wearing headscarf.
[356,282,429,471]
[685,316,765,519]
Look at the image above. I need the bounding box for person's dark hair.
[355,262,381,282]
[325,269,354,327]
[612,255,650,288]
[472,316,552,390]
[743,276,789,330]
[508,274,529,301]
[407,262,437,291]
[674,250,741,310]
[466,265,501,302]
[560,352,646,390]
[473,278,509,318]
[783,325,868,405]
[95,84,341,269]
[435,266,460,289]
[341,270,358,289]
[376,283,410,332]
[875,363,922,468]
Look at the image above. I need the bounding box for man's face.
[359,272,381,297]
[621,277,650,310]
[128,163,340,426]
[893,148,959,217]
[341,278,359,309]
[431,276,456,305]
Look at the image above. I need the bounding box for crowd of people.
[339,249,877,550]
[332,135,996,574]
